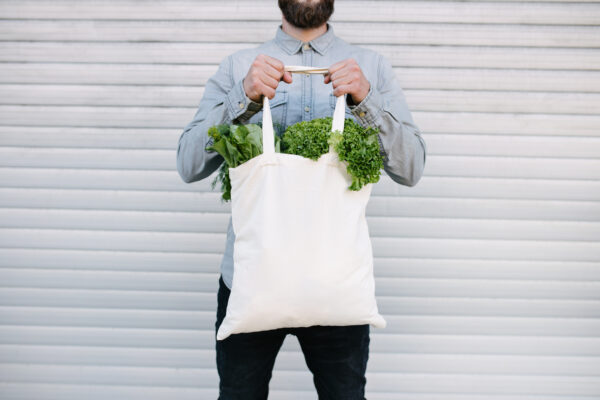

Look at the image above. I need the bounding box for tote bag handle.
[262,93,346,154]
[262,96,275,156]
[331,95,346,134]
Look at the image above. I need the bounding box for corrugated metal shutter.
[1,0,599,398]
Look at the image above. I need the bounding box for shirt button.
[239,102,245,109]
[359,111,366,118]
[302,43,310,51]
[305,106,310,112]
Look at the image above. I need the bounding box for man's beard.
[278,0,335,29]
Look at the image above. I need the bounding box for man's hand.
[243,54,293,103]
[324,58,370,104]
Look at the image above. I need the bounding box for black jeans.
[215,275,370,400]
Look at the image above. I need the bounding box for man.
[176,0,426,398]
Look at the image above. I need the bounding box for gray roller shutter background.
[1,0,600,398]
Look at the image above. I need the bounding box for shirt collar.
[274,23,335,56]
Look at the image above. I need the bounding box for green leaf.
[231,124,248,145]
[207,114,383,201]
[206,123,272,201]
[207,138,233,166]
[274,135,281,153]
[281,116,384,190]
[282,117,331,160]
[245,124,263,157]
[224,140,241,167]
[328,130,343,149]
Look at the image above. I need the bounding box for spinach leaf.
[206,123,280,202]
[207,115,384,201]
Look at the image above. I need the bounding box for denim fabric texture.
[176,24,427,290]
[215,275,370,400]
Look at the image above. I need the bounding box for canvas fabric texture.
[216,94,386,341]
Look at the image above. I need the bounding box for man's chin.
[279,0,334,29]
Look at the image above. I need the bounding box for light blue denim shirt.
[177,24,426,289]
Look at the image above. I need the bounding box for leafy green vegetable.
[212,162,231,201]
[282,117,384,191]
[281,118,331,160]
[206,123,280,201]
[207,116,384,201]
[329,118,384,191]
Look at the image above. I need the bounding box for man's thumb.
[281,71,293,84]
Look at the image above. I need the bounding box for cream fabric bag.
[216,94,386,341]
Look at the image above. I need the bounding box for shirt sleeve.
[176,55,262,183]
[348,54,427,187]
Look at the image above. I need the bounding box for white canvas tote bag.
[216,94,386,341]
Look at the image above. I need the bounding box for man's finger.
[263,55,285,73]
[329,64,353,83]
[255,82,276,99]
[262,84,277,99]
[282,71,293,84]
[332,83,353,97]
[258,72,279,90]
[263,63,284,82]
[327,59,348,76]
[331,74,353,89]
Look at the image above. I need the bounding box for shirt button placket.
[302,42,312,121]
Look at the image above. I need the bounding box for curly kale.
[206,117,383,200]
[282,117,384,191]
[328,118,384,191]
[281,118,332,160]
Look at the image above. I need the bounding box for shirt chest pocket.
[248,90,288,135]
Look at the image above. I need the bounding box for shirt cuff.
[226,79,262,123]
[348,85,383,128]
